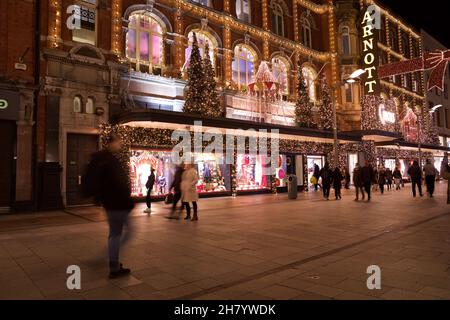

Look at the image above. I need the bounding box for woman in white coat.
[181,163,199,221]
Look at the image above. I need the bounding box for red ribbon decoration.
[378,50,450,92]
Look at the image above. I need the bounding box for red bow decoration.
[378,49,450,92]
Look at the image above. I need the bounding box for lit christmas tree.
[318,75,333,130]
[183,33,207,115]
[203,43,222,118]
[295,68,316,128]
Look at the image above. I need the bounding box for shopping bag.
[310,176,317,185]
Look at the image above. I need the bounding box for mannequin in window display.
[158,175,167,195]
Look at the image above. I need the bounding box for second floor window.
[236,0,251,23]
[126,13,164,74]
[185,31,216,70]
[192,0,211,6]
[302,66,317,102]
[301,18,312,48]
[271,1,284,37]
[341,26,351,55]
[232,45,257,89]
[272,57,289,95]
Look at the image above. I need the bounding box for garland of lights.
[361,95,400,133]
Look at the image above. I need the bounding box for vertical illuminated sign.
[361,5,381,95]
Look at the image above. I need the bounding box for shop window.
[126,12,164,74]
[271,57,289,95]
[72,1,97,46]
[302,66,317,102]
[341,26,351,55]
[129,150,230,197]
[73,96,82,113]
[184,30,216,70]
[270,1,284,37]
[236,154,270,191]
[236,0,251,23]
[232,44,257,90]
[86,97,95,114]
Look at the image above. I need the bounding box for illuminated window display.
[274,155,287,187]
[236,154,270,190]
[129,150,230,197]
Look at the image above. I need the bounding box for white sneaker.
[144,208,151,213]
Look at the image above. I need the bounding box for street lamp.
[330,69,366,168]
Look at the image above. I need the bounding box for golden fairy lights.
[49,0,62,48]
[111,0,122,55]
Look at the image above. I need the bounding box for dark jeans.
[146,189,152,209]
[364,182,372,200]
[183,201,198,217]
[425,175,435,196]
[379,183,385,194]
[172,191,182,212]
[334,187,342,199]
[355,186,365,200]
[412,180,423,197]
[106,209,132,272]
[323,185,331,199]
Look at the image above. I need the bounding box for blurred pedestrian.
[313,164,320,191]
[167,163,184,220]
[82,134,134,279]
[423,159,438,198]
[181,163,199,221]
[344,168,351,189]
[393,167,402,190]
[386,168,393,191]
[319,162,333,200]
[408,160,423,197]
[378,165,386,194]
[144,168,155,214]
[353,163,365,201]
[361,160,374,201]
[333,167,344,200]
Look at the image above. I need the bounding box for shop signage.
[360,5,381,95]
[0,89,20,121]
[378,104,395,125]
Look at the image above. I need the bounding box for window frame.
[270,1,284,37]
[236,0,251,23]
[271,56,290,96]
[232,44,257,90]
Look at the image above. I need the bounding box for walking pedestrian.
[361,160,374,201]
[144,168,155,214]
[372,168,379,192]
[181,163,199,221]
[319,162,333,200]
[442,162,450,204]
[313,164,320,191]
[378,165,386,194]
[333,167,344,200]
[423,159,438,198]
[82,134,134,279]
[393,167,402,190]
[407,160,423,197]
[166,164,184,220]
[386,168,393,191]
[353,163,365,201]
[344,168,351,189]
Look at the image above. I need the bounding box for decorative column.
[293,1,299,42]
[48,0,62,48]
[111,0,123,55]
[223,24,232,85]
[263,36,270,61]
[174,5,184,77]
[262,0,269,31]
[224,0,231,13]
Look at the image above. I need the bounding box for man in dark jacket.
[319,162,333,200]
[83,134,134,279]
[167,164,184,219]
[144,168,156,214]
[313,164,320,191]
[361,160,374,201]
[353,163,365,201]
[407,160,423,197]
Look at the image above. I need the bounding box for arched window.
[302,66,317,102]
[236,0,251,23]
[73,96,82,113]
[272,57,289,95]
[185,30,216,69]
[301,18,312,48]
[341,26,351,55]
[86,97,95,114]
[126,13,164,73]
[232,45,257,89]
[270,1,284,37]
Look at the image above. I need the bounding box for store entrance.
[66,134,99,206]
[0,120,15,210]
[307,155,325,189]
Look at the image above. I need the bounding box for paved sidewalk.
[1,182,450,300]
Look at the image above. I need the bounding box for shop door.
[0,120,15,209]
[66,134,99,206]
[307,156,325,189]
[348,153,358,185]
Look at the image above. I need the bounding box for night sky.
[377,0,450,48]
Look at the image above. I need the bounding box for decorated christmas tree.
[318,75,333,130]
[203,43,222,118]
[183,33,207,115]
[295,68,316,128]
